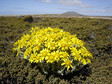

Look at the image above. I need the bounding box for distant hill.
[62,11,83,16]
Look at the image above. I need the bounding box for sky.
[0,0,112,16]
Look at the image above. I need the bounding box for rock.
[23,15,33,23]
[90,31,96,39]
[108,26,112,30]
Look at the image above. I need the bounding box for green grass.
[0,16,112,83]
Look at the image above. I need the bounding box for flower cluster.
[13,27,93,75]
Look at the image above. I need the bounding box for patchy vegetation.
[0,16,112,83]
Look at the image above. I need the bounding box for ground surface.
[0,16,112,84]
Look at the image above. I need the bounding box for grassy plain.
[0,16,112,83]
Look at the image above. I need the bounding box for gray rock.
[90,31,96,39]
[108,26,112,30]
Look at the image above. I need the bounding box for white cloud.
[80,9,111,13]
[105,7,112,12]
[56,0,91,7]
[32,0,91,7]
[41,0,51,3]
[32,0,51,3]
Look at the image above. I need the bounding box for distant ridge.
[62,11,83,16]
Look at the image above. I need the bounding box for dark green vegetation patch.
[0,16,112,84]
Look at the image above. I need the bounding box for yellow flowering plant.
[13,27,93,76]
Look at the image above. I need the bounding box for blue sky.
[0,0,112,16]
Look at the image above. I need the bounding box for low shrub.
[13,27,93,76]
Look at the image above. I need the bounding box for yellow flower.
[12,47,16,53]
[34,36,45,46]
[24,47,32,59]
[70,47,81,61]
[40,49,50,60]
[79,47,92,58]
[62,31,70,37]
[52,50,61,62]
[86,58,91,63]
[20,39,27,48]
[13,26,93,74]
[17,46,20,56]
[13,40,20,47]
[30,27,40,33]
[58,41,70,51]
[71,37,78,45]
[61,59,73,70]
[33,45,40,53]
[60,52,69,60]
[45,53,55,63]
[27,38,35,46]
[81,58,87,65]
[34,54,42,63]
[29,53,36,63]
[45,41,57,50]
